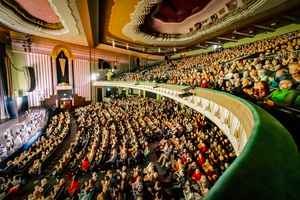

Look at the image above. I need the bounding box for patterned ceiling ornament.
[0,0,63,30]
[0,0,85,46]
[122,0,291,46]
[122,0,162,42]
[0,0,67,35]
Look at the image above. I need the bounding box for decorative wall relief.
[56,51,69,84]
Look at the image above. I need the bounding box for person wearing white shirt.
[14,132,23,149]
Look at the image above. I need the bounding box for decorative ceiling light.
[270,22,277,26]
[112,40,115,48]
[173,48,177,52]
[126,43,129,50]
[158,48,161,53]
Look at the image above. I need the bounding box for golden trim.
[78,0,94,47]
[51,45,74,60]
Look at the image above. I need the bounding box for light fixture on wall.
[91,73,99,81]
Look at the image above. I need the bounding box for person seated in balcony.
[253,81,270,101]
[268,78,300,108]
[289,63,300,89]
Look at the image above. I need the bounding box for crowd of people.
[3,28,299,200]
[120,31,300,108]
[0,97,236,200]
[0,110,46,161]
[0,112,70,199]
[30,97,235,200]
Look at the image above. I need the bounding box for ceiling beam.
[253,24,275,31]
[205,41,221,45]
[282,15,298,22]
[233,30,254,37]
[77,0,94,47]
[97,44,164,60]
[87,0,102,46]
[216,36,238,42]
[195,45,207,48]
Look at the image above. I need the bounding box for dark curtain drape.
[0,43,8,119]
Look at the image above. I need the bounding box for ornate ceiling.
[14,0,60,24]
[0,0,299,57]
[153,0,212,23]
[99,0,300,53]
[0,0,87,45]
[0,0,162,59]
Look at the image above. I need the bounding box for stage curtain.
[0,43,8,119]
[26,53,53,107]
[74,59,91,100]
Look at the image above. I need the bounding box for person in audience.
[119,31,300,108]
[3,42,257,199]
[68,176,79,197]
[289,63,300,88]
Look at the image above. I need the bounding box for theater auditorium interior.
[0,0,300,199]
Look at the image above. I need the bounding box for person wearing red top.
[197,154,206,167]
[192,169,202,182]
[81,157,90,172]
[200,80,209,88]
[67,176,79,196]
[8,185,20,194]
[198,143,208,154]
[181,153,188,165]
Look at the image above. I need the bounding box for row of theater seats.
[1,96,236,200]
[119,31,300,109]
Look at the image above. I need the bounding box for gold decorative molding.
[51,45,74,60]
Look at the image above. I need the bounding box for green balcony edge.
[197,89,300,200]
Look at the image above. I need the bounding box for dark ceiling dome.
[155,0,212,23]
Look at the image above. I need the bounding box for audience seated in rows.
[119,31,300,108]
[0,110,46,161]
[2,97,237,200]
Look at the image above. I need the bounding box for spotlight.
[91,73,99,81]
